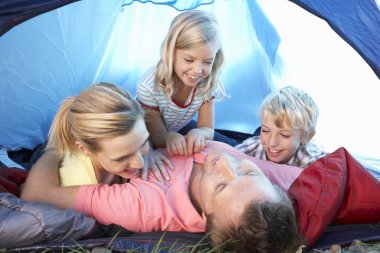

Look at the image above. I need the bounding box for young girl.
[236,86,327,168]
[46,83,172,186]
[136,10,237,157]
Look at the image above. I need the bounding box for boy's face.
[260,115,302,164]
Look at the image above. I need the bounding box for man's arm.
[20,148,79,209]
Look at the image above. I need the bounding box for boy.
[236,86,326,168]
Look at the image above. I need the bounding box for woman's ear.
[75,140,91,156]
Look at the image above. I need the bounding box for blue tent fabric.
[1,0,379,79]
[246,0,281,65]
[0,0,79,36]
[122,0,215,11]
[289,0,380,79]
[1,0,380,250]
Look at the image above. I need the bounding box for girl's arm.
[186,101,215,155]
[20,148,79,209]
[144,108,169,148]
[196,100,215,138]
[145,108,187,156]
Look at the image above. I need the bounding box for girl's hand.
[166,131,188,156]
[140,150,174,183]
[186,129,208,155]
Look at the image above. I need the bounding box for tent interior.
[1,0,380,251]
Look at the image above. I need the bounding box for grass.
[2,234,380,253]
[0,232,216,253]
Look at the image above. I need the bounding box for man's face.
[198,149,278,226]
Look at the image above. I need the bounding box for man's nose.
[218,156,236,178]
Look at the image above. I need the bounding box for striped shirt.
[136,67,215,132]
[235,136,327,168]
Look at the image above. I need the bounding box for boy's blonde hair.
[260,86,319,143]
[46,82,144,158]
[156,10,225,101]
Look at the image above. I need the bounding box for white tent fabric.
[0,0,379,170]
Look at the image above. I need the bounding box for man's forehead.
[214,197,247,228]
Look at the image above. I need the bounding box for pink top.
[75,142,302,233]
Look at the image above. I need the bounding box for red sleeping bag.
[289,147,380,247]
[0,167,28,196]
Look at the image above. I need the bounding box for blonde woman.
[42,82,173,187]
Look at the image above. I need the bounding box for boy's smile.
[260,116,303,164]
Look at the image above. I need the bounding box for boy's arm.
[20,148,79,209]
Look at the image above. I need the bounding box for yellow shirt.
[59,151,97,186]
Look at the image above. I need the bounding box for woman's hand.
[166,131,189,156]
[140,149,174,183]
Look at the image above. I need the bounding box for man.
[21,141,303,252]
[23,140,380,252]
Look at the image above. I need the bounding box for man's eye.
[216,183,226,192]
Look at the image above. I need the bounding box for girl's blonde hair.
[156,10,225,101]
[46,82,144,158]
[260,86,319,142]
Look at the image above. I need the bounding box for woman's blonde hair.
[156,10,225,101]
[260,86,319,142]
[46,82,144,157]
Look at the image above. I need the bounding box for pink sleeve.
[75,183,143,229]
[75,181,168,232]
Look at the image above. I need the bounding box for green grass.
[2,235,380,253]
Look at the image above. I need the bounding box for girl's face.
[260,115,303,164]
[173,42,218,89]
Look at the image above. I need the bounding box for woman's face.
[90,118,150,179]
[197,149,278,226]
[173,42,218,89]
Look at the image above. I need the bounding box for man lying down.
[21,141,380,253]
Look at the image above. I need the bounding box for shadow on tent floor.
[6,224,380,253]
[310,223,380,252]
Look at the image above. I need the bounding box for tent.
[1,0,379,251]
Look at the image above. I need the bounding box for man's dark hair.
[206,185,303,253]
